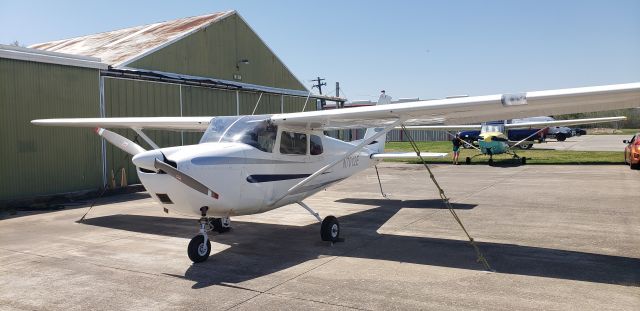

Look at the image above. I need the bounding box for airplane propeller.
[153,157,219,199]
[95,128,146,156]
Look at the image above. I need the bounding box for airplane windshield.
[199,115,277,152]
[481,123,505,133]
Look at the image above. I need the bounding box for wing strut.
[132,128,160,149]
[269,119,404,207]
[400,124,493,271]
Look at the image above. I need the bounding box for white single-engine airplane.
[33,82,640,263]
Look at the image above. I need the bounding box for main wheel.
[488,158,494,164]
[212,218,231,233]
[521,157,527,165]
[465,157,471,165]
[321,216,340,242]
[187,235,211,263]
[556,133,567,142]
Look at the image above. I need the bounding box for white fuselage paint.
[137,134,379,218]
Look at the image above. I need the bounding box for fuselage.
[477,122,510,155]
[132,115,380,218]
[477,131,510,155]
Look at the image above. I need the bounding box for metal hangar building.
[0,11,333,205]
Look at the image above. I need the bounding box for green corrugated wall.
[2,12,315,201]
[0,58,102,201]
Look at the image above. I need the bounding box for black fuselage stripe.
[246,174,311,183]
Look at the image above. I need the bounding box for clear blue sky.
[1,0,639,101]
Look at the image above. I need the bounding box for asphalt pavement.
[1,163,638,310]
[537,134,631,151]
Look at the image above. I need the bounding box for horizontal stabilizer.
[371,152,448,159]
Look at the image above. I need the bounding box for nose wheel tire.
[521,157,527,165]
[321,216,340,242]
[188,235,211,263]
[465,157,471,165]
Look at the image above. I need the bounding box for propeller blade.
[153,158,219,199]
[96,128,146,156]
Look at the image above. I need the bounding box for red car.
[623,133,640,169]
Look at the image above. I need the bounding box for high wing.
[31,83,639,132]
[31,117,212,131]
[270,82,640,130]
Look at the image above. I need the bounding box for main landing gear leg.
[297,201,341,243]
[188,207,212,263]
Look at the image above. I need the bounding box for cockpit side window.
[242,122,278,152]
[280,131,307,155]
[310,135,323,155]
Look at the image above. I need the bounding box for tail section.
[363,127,386,153]
[362,91,393,153]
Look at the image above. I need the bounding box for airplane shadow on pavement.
[81,198,640,289]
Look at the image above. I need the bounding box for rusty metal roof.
[29,11,234,66]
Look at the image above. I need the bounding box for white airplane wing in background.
[32,83,639,131]
[271,82,640,130]
[503,116,627,129]
[398,116,627,131]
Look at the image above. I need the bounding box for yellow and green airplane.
[402,116,626,164]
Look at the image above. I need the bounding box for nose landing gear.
[187,207,233,263]
[188,216,211,263]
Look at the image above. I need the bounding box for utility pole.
[336,82,343,108]
[311,77,327,109]
[311,77,326,94]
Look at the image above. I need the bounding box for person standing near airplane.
[452,133,462,164]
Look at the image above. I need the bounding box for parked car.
[547,126,572,141]
[623,133,640,169]
[573,128,587,136]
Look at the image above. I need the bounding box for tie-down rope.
[400,125,492,271]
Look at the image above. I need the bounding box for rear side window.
[280,131,307,155]
[310,135,323,155]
